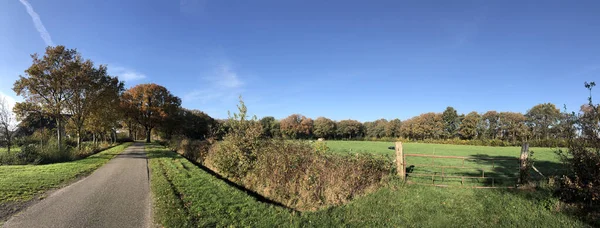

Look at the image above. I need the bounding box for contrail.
[18,0,54,46]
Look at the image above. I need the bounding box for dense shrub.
[16,144,42,164]
[168,98,394,211]
[244,139,392,210]
[553,82,600,225]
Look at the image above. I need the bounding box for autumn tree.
[459,111,480,140]
[498,112,528,143]
[65,59,123,149]
[13,46,80,151]
[280,114,312,139]
[481,111,500,139]
[526,103,561,140]
[121,84,181,143]
[384,118,402,138]
[313,117,336,139]
[0,97,17,153]
[365,119,388,138]
[400,117,416,140]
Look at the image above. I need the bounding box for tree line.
[247,103,572,146]
[0,46,213,158]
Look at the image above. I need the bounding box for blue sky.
[1,0,599,122]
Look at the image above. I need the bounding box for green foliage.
[313,140,330,155]
[442,106,460,138]
[336,119,364,139]
[313,117,336,139]
[259,116,281,138]
[459,111,480,139]
[555,82,600,224]
[16,144,42,164]
[205,97,262,180]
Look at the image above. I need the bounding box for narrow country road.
[3,143,151,228]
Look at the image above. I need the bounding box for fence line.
[394,142,530,188]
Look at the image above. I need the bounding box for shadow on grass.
[407,153,568,188]
[146,145,299,213]
[465,154,569,187]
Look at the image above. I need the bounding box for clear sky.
[1,0,599,122]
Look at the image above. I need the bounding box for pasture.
[326,141,566,187]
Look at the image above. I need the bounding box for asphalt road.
[3,143,151,228]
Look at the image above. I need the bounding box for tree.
[121,84,181,143]
[459,112,480,140]
[280,114,312,139]
[336,120,363,139]
[415,113,444,140]
[65,60,123,149]
[481,111,500,139]
[384,118,402,138]
[0,97,17,153]
[313,117,336,139]
[442,106,460,138]
[299,117,314,138]
[400,117,417,140]
[367,119,388,138]
[498,112,528,143]
[180,109,215,139]
[259,116,280,138]
[13,46,79,151]
[525,103,561,140]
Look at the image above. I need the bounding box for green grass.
[0,147,20,153]
[148,144,587,227]
[326,141,567,187]
[0,142,132,203]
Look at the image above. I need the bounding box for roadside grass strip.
[0,143,132,204]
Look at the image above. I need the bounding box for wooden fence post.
[518,142,530,185]
[395,142,405,181]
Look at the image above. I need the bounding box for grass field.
[326,141,566,187]
[0,143,131,204]
[147,144,586,227]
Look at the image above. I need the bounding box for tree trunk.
[56,118,62,151]
[145,127,151,143]
[77,127,82,150]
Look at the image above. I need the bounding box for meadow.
[147,143,586,227]
[326,141,566,187]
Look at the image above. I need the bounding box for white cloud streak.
[19,0,54,46]
[109,66,147,81]
[184,63,244,104]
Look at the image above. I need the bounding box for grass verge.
[0,143,132,204]
[148,144,587,227]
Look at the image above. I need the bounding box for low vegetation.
[165,100,393,211]
[148,144,586,227]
